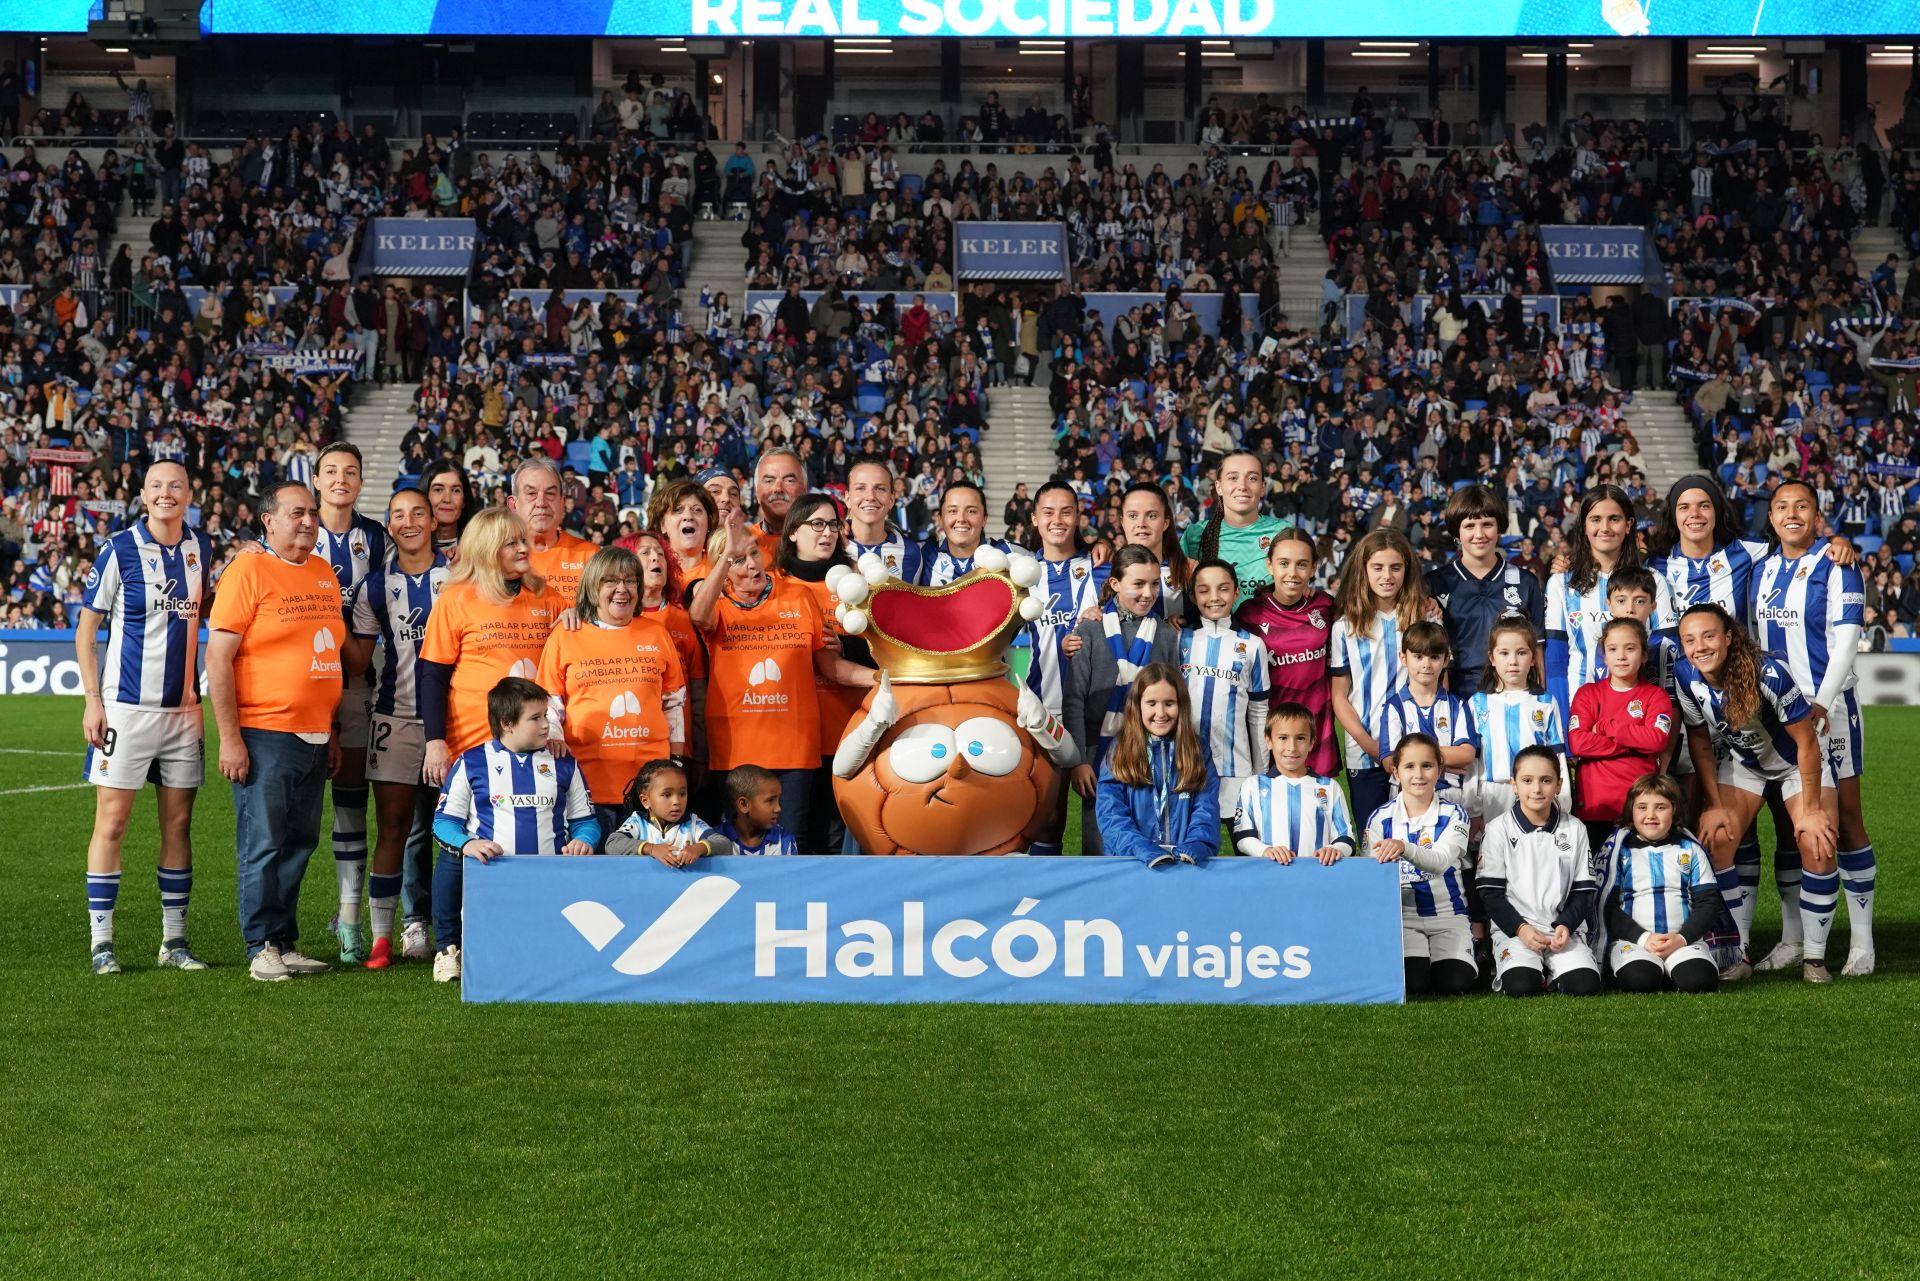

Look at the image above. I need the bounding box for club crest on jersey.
[351,534,367,558]
[1072,564,1088,579]
[1435,713,1449,730]
[1677,852,1693,872]
[1308,608,1326,630]
[1314,787,1327,799]
[1257,536,1273,552]
[185,551,198,571]
[1627,699,1644,718]
[1568,714,1581,730]
[1710,556,1726,574]
[537,762,554,777]
[1503,586,1521,606]
[1531,709,1546,726]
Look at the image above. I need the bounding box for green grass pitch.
[3,695,1918,1277]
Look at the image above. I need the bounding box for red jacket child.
[1568,677,1675,825]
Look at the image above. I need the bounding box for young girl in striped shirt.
[1328,528,1433,828]
[1181,560,1270,829]
[1363,733,1474,997]
[1600,773,1722,995]
[1233,702,1356,865]
[1466,618,1570,823]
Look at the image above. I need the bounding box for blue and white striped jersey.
[1328,609,1407,772]
[922,538,1010,587]
[314,513,390,612]
[1601,831,1714,936]
[1180,619,1269,779]
[1750,546,1865,699]
[1232,773,1355,856]
[1024,553,1108,717]
[435,741,596,856]
[615,809,717,848]
[1363,795,1471,919]
[848,530,926,586]
[1373,687,1475,789]
[1546,568,1675,705]
[1465,689,1565,784]
[1648,539,1766,627]
[349,554,450,719]
[716,816,799,856]
[1671,652,1812,774]
[81,523,214,709]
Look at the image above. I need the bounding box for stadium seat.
[1857,535,1884,553]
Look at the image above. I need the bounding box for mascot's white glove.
[1016,684,1079,768]
[832,671,899,779]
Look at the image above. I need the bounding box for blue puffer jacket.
[1093,736,1220,866]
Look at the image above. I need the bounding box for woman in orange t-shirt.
[538,545,687,836]
[646,478,715,600]
[420,507,568,784]
[633,527,706,782]
[691,510,878,846]
[773,493,878,855]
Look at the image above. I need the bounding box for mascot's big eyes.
[954,717,1021,777]
[887,723,959,783]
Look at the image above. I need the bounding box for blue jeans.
[776,767,812,853]
[432,845,465,951]
[400,786,436,927]
[233,728,329,958]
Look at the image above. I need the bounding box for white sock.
[1799,870,1839,964]
[156,866,191,943]
[1775,848,1804,948]
[1838,846,1876,956]
[368,871,402,942]
[333,785,369,924]
[1732,839,1761,946]
[87,871,120,948]
[336,859,367,925]
[1713,865,1748,953]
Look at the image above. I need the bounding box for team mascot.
[828,548,1078,855]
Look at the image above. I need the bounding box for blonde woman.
[419,508,570,785]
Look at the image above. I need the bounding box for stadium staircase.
[979,385,1059,537]
[687,220,750,331]
[1620,396,1698,497]
[1275,235,1331,333]
[343,382,421,517]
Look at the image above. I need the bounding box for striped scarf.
[1097,608,1157,761]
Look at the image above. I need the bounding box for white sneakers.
[250,945,291,982]
[432,946,461,983]
[249,944,331,981]
[401,920,432,962]
[1753,942,1803,972]
[1842,949,1876,977]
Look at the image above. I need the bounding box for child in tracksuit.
[1477,745,1601,997]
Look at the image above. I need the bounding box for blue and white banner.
[955,223,1069,282]
[356,218,479,278]
[1541,225,1662,290]
[745,290,958,326]
[463,855,1404,1005]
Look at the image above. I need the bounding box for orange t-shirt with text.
[530,532,597,607]
[537,617,687,804]
[783,572,867,754]
[702,576,825,771]
[209,551,346,735]
[421,580,564,756]
[643,600,705,681]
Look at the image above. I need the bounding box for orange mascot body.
[826,554,1078,857]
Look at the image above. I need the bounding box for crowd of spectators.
[6,87,1920,637]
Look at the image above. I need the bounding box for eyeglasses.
[797,518,839,534]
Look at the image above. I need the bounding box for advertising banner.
[356,219,479,278]
[462,854,1405,1005]
[1541,225,1661,288]
[955,223,1069,282]
[198,0,1920,39]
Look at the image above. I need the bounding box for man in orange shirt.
[510,459,596,604]
[749,447,807,564]
[206,481,346,983]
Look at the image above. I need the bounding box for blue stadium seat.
[901,173,923,202]
[856,386,886,414]
[1856,535,1884,553]
[1897,554,1914,574]
[563,440,593,473]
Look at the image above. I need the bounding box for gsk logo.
[563,876,740,975]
